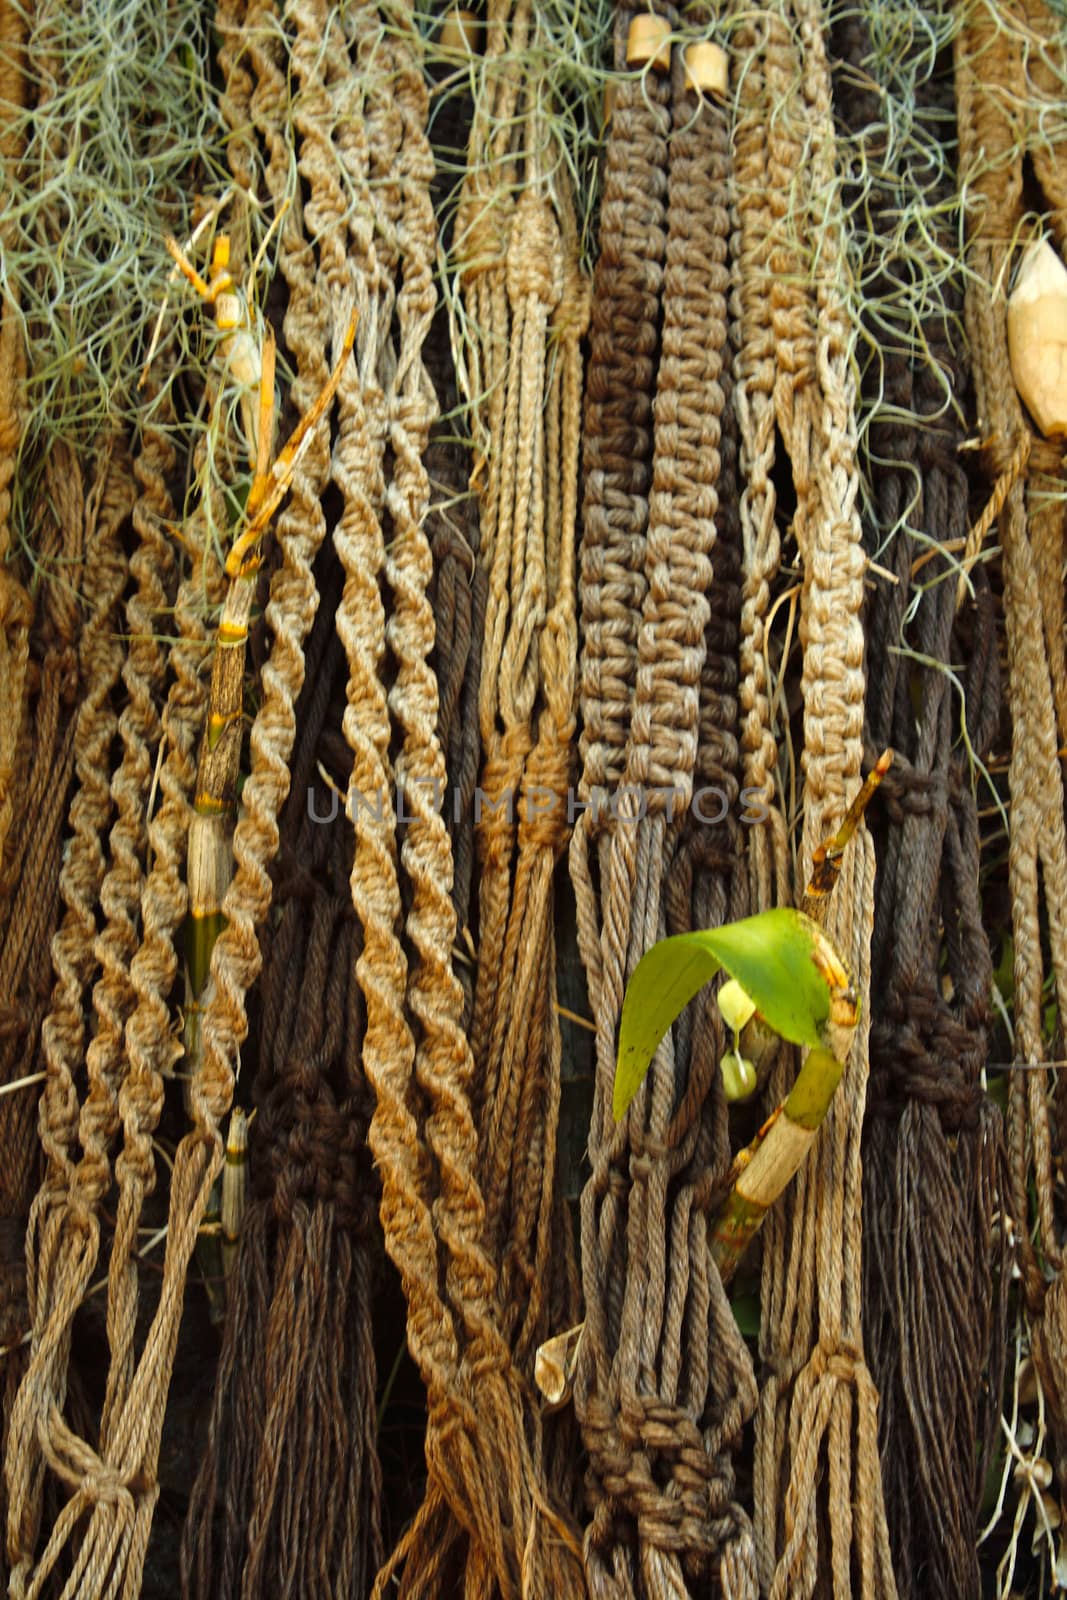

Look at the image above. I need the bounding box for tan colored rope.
[345,7,588,1592]
[9,3,351,1585]
[0,0,32,890]
[4,452,131,1585]
[728,3,896,1594]
[956,0,1067,1475]
[731,5,793,922]
[5,392,173,1600]
[573,11,760,1593]
[0,444,129,1583]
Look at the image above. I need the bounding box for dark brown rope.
[833,18,1009,1597]
[575,11,758,1589]
[181,545,382,1598]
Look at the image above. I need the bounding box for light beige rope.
[8,4,350,1586]
[4,448,131,1587]
[730,7,793,922]
[0,0,32,889]
[727,3,896,1594]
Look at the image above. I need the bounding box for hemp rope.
[312,9,587,1592]
[452,0,587,1370]
[3,405,158,1596]
[831,15,1009,1596]
[730,4,793,924]
[956,0,1067,1494]
[572,11,759,1593]
[728,3,895,1594]
[569,0,669,1217]
[0,444,131,1586]
[458,0,537,1083]
[179,9,392,1591]
[8,0,352,1583]
[391,5,595,1586]
[424,292,485,1023]
[0,0,32,891]
[182,550,381,1597]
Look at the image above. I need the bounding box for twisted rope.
[728,4,895,1594]
[0,0,32,887]
[573,12,758,1592]
[827,15,1010,1595]
[956,0,1067,1494]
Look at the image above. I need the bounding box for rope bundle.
[1,1,1063,1590]
[182,552,381,1596]
[571,8,759,1593]
[728,2,896,1592]
[956,0,1067,1505]
[445,7,596,1576]
[829,14,1009,1595]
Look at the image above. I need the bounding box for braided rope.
[3,450,131,1586]
[0,0,32,888]
[11,2,346,1584]
[572,12,760,1592]
[727,3,895,1594]
[0,446,131,1586]
[956,0,1067,1492]
[827,14,1010,1594]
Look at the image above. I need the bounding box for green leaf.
[613,908,837,1121]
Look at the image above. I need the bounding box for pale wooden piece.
[439,8,481,55]
[1007,238,1067,438]
[626,14,671,72]
[683,40,728,97]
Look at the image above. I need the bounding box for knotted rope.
[8,0,352,1584]
[830,14,1009,1595]
[178,6,389,1591]
[0,443,132,1588]
[0,0,32,889]
[572,10,759,1593]
[183,553,381,1597]
[730,3,896,1593]
[956,0,1067,1498]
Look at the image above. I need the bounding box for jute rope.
[7,0,352,1583]
[956,0,1067,1489]
[180,3,384,1593]
[730,4,793,923]
[2,406,152,1595]
[0,443,132,1588]
[318,7,588,1591]
[0,0,32,890]
[572,10,759,1594]
[728,3,896,1593]
[182,554,381,1597]
[830,14,1009,1596]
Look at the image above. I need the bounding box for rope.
[828,15,1010,1596]
[3,437,132,1585]
[573,11,759,1592]
[0,444,130,1585]
[0,0,32,889]
[424,288,485,1024]
[956,0,1067,1484]
[183,555,381,1596]
[728,3,895,1593]
[9,0,352,1582]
